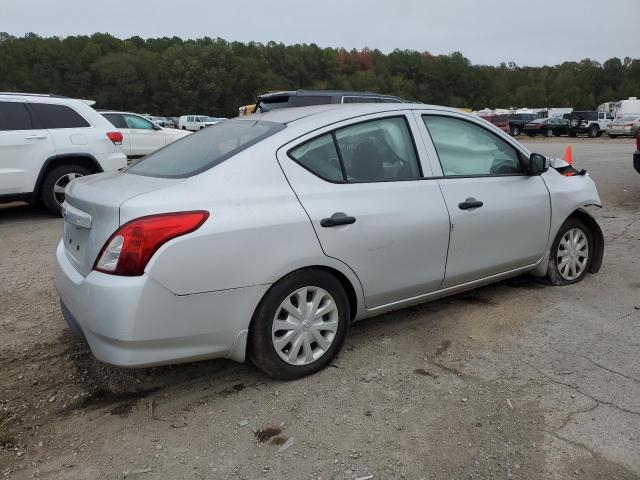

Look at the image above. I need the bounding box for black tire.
[248,268,350,380]
[588,125,599,138]
[545,128,554,138]
[546,217,593,286]
[181,126,187,130]
[41,164,91,216]
[608,134,617,139]
[511,126,521,136]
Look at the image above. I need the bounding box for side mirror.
[527,153,549,175]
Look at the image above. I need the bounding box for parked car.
[524,117,570,137]
[634,129,640,174]
[178,115,220,131]
[101,111,191,159]
[606,115,640,138]
[479,114,511,134]
[253,90,406,113]
[55,103,603,379]
[0,93,126,215]
[507,113,539,136]
[146,116,176,129]
[564,111,613,138]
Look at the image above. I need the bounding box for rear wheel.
[546,217,593,286]
[248,269,350,380]
[41,165,90,216]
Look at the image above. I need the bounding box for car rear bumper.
[634,151,640,174]
[54,240,269,367]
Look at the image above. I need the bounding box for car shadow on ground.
[59,273,550,418]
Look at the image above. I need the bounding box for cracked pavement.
[0,138,639,479]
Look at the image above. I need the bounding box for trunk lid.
[63,171,182,276]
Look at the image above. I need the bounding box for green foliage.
[1,33,638,117]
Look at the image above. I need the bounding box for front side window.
[30,103,90,129]
[0,102,34,131]
[289,116,421,183]
[423,115,523,176]
[126,120,285,178]
[124,114,154,130]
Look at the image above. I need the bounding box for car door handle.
[321,213,356,228]
[458,199,484,210]
[25,134,46,140]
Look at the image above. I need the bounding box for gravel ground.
[0,137,639,480]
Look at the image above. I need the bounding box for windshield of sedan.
[125,120,285,178]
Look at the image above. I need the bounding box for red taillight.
[94,211,209,276]
[106,131,123,145]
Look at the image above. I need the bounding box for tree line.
[1,33,638,118]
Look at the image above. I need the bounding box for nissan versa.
[55,104,604,379]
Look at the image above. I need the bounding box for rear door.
[416,111,551,288]
[277,112,451,308]
[0,100,55,195]
[122,114,164,156]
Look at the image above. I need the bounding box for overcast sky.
[1,0,636,66]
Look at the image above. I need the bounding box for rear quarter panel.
[121,137,365,306]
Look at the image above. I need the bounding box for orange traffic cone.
[564,145,574,176]
[564,145,573,164]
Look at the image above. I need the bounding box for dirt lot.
[1,138,639,480]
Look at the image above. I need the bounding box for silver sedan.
[55,103,604,379]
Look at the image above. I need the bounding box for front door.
[418,112,551,288]
[277,113,451,308]
[122,114,164,157]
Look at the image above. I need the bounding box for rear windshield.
[125,120,285,178]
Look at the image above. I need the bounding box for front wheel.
[588,126,599,138]
[511,126,521,136]
[248,269,350,380]
[546,218,593,286]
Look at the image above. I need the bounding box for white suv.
[0,93,126,215]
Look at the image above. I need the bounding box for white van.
[612,98,640,119]
[177,115,218,131]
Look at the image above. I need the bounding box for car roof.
[245,103,464,125]
[0,92,95,106]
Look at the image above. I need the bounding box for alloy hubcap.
[272,286,339,366]
[53,173,83,206]
[557,228,589,281]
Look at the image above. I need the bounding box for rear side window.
[30,103,90,129]
[289,96,333,107]
[126,120,285,178]
[342,96,378,104]
[289,134,343,182]
[423,115,523,176]
[102,113,127,129]
[0,102,34,131]
[289,116,421,183]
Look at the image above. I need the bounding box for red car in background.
[479,114,511,134]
